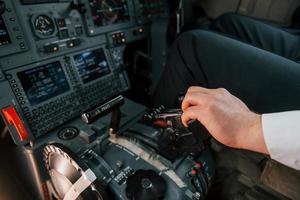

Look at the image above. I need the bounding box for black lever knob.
[109,108,121,135]
[82,95,125,124]
[188,119,210,141]
[0,1,6,15]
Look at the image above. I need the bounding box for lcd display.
[73,48,111,84]
[0,16,11,46]
[17,62,70,106]
[89,0,130,27]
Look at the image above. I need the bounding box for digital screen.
[17,62,70,106]
[73,48,111,84]
[0,16,11,46]
[89,0,130,27]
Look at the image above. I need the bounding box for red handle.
[2,106,29,141]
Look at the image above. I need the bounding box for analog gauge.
[32,14,57,38]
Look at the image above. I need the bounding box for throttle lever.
[187,119,210,141]
[81,95,125,124]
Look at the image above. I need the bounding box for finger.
[181,106,204,127]
[186,86,210,94]
[181,92,209,111]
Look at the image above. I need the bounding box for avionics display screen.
[73,48,111,84]
[0,16,11,46]
[89,0,130,27]
[17,62,70,106]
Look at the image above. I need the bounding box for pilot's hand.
[181,86,269,154]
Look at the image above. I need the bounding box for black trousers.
[153,14,300,113]
[211,13,300,62]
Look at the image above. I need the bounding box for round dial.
[33,15,56,38]
[57,127,79,140]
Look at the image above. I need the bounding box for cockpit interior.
[0,0,300,200]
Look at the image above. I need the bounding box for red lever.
[1,106,29,141]
[153,119,168,128]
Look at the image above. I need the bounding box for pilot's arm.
[181,86,300,170]
[262,112,300,170]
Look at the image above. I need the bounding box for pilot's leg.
[153,30,300,114]
[211,13,300,62]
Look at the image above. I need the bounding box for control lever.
[154,109,210,141]
[188,120,210,141]
[81,95,125,124]
[177,93,210,140]
[109,108,121,136]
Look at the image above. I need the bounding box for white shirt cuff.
[262,111,300,170]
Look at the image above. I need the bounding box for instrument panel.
[5,46,129,139]
[0,0,167,141]
[0,0,28,57]
[0,2,217,200]
[0,0,167,66]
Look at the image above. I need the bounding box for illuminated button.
[194,163,202,169]
[138,27,144,33]
[43,44,59,53]
[9,17,15,21]
[189,169,197,176]
[67,39,80,48]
